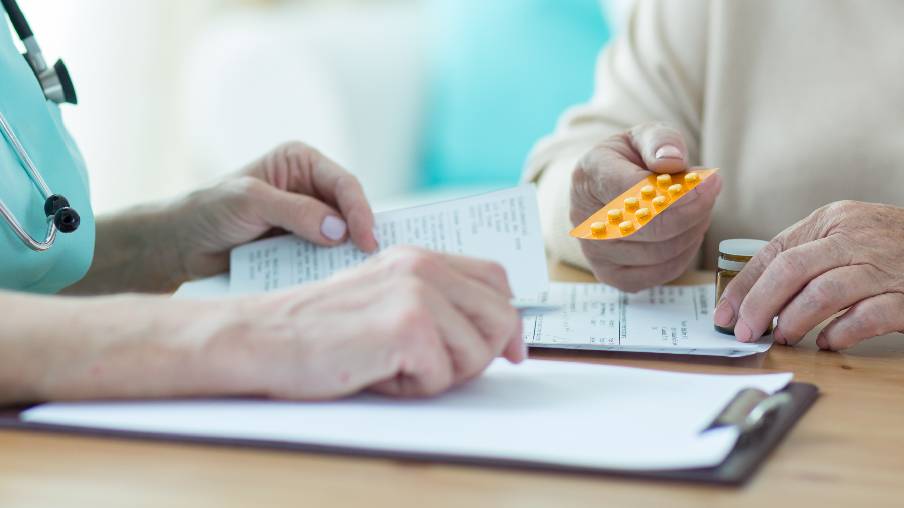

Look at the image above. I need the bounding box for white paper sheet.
[172,274,229,299]
[22,359,792,472]
[523,283,772,357]
[174,279,768,358]
[229,185,548,299]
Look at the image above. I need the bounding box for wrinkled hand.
[571,123,722,291]
[225,246,526,399]
[714,201,904,350]
[172,142,378,280]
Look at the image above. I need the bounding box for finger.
[375,247,519,354]
[437,254,525,363]
[501,322,527,364]
[423,286,493,383]
[580,214,711,267]
[370,246,514,301]
[628,122,689,174]
[306,150,378,252]
[422,259,520,357]
[570,124,690,227]
[816,292,904,351]
[731,236,850,342]
[369,307,454,398]
[369,338,454,398]
[589,234,704,293]
[617,172,721,242]
[253,185,348,246]
[571,169,720,247]
[440,253,515,298]
[571,140,649,210]
[774,265,881,345]
[714,214,819,328]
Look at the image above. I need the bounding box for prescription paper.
[524,283,772,357]
[229,185,548,299]
[21,359,793,472]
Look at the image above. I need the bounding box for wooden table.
[2,263,902,508]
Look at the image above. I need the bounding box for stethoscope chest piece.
[37,59,78,106]
[45,194,80,233]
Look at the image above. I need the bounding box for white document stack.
[229,185,549,298]
[524,283,772,357]
[174,185,770,358]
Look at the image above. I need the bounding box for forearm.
[0,291,257,404]
[63,201,189,295]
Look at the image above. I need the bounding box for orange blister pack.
[570,168,718,240]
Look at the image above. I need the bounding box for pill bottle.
[715,239,769,335]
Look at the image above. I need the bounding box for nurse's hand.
[173,142,378,280]
[223,246,526,399]
[714,201,904,350]
[9,246,524,403]
[570,123,721,292]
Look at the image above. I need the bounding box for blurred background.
[15,0,631,214]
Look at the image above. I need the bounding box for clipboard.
[0,382,817,485]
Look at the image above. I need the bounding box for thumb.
[255,185,349,246]
[629,122,689,174]
[501,327,527,364]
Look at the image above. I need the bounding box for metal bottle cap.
[718,239,769,271]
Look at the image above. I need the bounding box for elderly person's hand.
[570,123,722,291]
[715,201,904,350]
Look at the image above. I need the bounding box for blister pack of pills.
[570,168,718,240]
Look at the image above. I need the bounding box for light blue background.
[421,0,610,188]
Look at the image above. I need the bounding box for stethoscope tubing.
[0,109,57,251]
[0,0,80,252]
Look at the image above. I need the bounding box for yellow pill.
[590,221,606,237]
[652,195,668,208]
[635,207,651,220]
[618,221,635,234]
[624,197,640,212]
[684,172,700,185]
[656,174,672,187]
[668,183,683,196]
[640,185,656,200]
[607,209,623,223]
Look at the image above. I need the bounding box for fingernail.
[714,300,734,327]
[734,320,753,342]
[321,215,347,241]
[655,144,683,160]
[773,327,787,345]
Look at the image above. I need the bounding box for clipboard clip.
[703,388,793,444]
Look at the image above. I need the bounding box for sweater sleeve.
[523,0,710,271]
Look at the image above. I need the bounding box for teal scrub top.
[0,19,94,293]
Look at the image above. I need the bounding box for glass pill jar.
[715,239,769,335]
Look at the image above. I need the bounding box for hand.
[714,200,904,350]
[570,123,722,291]
[10,247,523,403]
[171,142,378,280]
[222,246,526,399]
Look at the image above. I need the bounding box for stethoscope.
[0,0,80,252]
